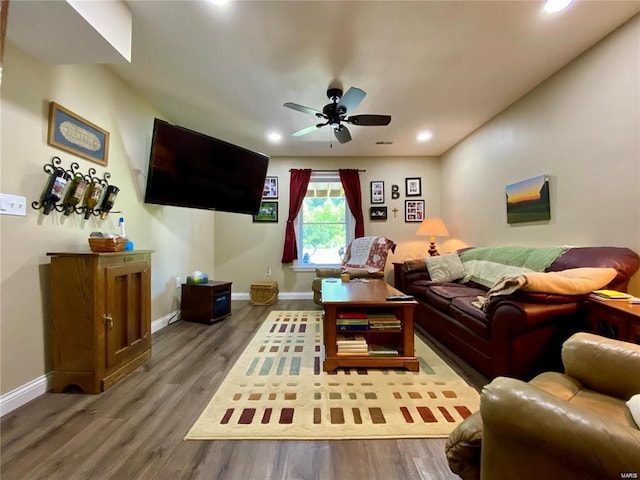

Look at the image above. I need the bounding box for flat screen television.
[144,118,269,215]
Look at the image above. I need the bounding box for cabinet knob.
[103,314,114,329]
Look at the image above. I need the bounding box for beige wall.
[0,44,215,396]
[440,15,640,295]
[213,156,442,292]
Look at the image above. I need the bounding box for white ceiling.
[7,1,640,158]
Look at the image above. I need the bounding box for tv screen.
[144,119,269,215]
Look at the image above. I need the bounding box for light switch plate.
[0,193,27,216]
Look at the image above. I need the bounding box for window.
[295,173,354,267]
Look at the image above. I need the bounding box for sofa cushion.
[425,284,488,315]
[450,297,490,339]
[425,253,466,283]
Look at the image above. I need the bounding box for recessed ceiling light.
[417,130,433,142]
[267,132,282,143]
[543,0,574,13]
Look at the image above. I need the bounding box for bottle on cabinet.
[83,180,104,219]
[98,185,119,219]
[41,167,71,214]
[60,174,88,216]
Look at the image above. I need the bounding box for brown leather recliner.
[445,332,640,480]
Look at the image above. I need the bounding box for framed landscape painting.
[505,174,550,224]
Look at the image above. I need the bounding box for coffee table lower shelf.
[323,355,419,372]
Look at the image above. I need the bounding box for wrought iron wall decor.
[32,156,120,218]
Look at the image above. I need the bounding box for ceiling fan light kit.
[284,86,392,144]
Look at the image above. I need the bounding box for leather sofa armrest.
[445,411,483,480]
[315,267,342,278]
[480,377,640,479]
[562,332,640,399]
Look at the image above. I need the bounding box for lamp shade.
[416,218,450,237]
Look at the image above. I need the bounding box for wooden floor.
[1,300,487,480]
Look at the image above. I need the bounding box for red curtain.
[281,169,312,263]
[339,169,365,238]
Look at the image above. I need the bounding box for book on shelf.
[368,344,399,356]
[336,318,369,325]
[336,334,367,346]
[337,311,368,319]
[338,345,369,352]
[337,324,370,331]
[590,290,632,300]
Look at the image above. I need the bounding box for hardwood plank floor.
[1,300,487,480]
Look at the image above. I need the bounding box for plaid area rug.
[185,311,480,440]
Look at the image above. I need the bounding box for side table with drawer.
[585,297,640,344]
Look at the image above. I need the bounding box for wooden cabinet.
[586,297,640,344]
[47,251,153,393]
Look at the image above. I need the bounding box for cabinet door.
[104,261,151,370]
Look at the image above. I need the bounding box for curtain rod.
[288,169,366,173]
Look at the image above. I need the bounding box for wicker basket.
[88,237,127,252]
[249,281,279,306]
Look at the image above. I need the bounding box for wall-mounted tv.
[144,118,269,215]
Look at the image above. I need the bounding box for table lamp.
[416,217,449,256]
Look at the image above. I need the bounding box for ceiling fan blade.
[347,114,392,126]
[291,124,322,137]
[333,125,352,144]
[338,87,366,113]
[283,102,323,117]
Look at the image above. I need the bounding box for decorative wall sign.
[404,199,425,222]
[391,184,400,199]
[370,181,384,204]
[369,206,387,221]
[262,176,278,199]
[253,201,278,223]
[47,102,110,166]
[405,177,421,197]
[505,174,550,224]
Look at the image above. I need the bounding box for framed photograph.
[506,174,551,224]
[369,206,388,221]
[253,201,278,223]
[405,177,422,197]
[262,176,278,199]
[370,181,385,204]
[47,102,110,166]
[404,200,425,223]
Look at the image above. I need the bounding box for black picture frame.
[252,201,278,223]
[404,200,425,223]
[370,181,384,204]
[262,176,278,199]
[369,206,387,221]
[405,177,422,197]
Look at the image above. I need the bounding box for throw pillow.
[342,236,395,273]
[521,267,617,295]
[425,253,466,283]
[627,394,640,428]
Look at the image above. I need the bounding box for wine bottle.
[83,180,104,219]
[61,174,88,216]
[41,168,70,215]
[98,185,119,219]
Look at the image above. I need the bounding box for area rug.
[185,311,480,440]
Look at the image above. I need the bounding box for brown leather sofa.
[445,332,640,480]
[399,246,640,379]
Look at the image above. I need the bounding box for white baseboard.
[1,293,313,417]
[0,373,51,417]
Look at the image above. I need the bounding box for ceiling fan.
[283,86,391,144]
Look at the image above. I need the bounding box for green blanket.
[460,246,566,288]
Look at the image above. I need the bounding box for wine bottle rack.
[32,156,120,217]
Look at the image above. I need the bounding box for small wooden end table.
[586,296,640,344]
[321,278,419,372]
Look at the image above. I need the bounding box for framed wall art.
[47,102,110,166]
[253,201,278,223]
[370,181,384,204]
[369,206,388,221]
[404,199,425,222]
[391,184,400,199]
[262,176,278,199]
[505,174,550,224]
[405,177,422,197]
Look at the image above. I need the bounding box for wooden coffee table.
[321,278,419,372]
